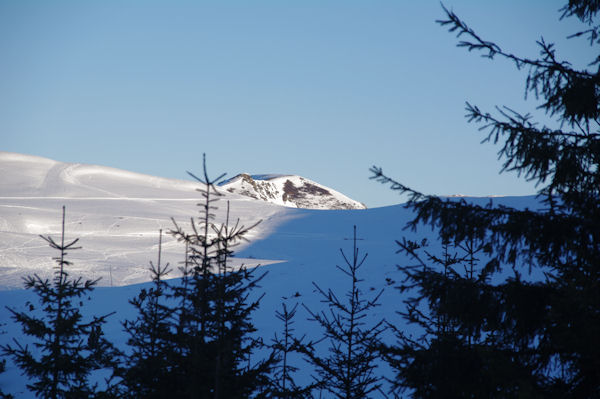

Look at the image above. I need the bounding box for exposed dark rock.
[221,173,365,210]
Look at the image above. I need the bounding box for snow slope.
[220,173,367,210]
[0,152,543,397]
[0,152,299,288]
[0,195,542,397]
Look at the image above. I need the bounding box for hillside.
[0,152,363,288]
[0,152,541,397]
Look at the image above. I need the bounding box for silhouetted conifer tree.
[0,359,6,399]
[0,322,13,399]
[168,155,273,399]
[373,2,600,397]
[301,226,385,399]
[1,206,118,399]
[268,302,313,398]
[121,229,176,398]
[383,238,519,398]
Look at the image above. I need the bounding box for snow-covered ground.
[0,152,541,397]
[0,152,299,289]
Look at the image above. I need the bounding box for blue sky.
[0,1,590,208]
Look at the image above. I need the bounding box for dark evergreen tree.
[268,302,313,398]
[0,369,11,399]
[0,357,6,399]
[1,206,119,399]
[301,226,386,399]
[0,322,14,399]
[373,2,600,397]
[121,229,176,398]
[383,238,524,398]
[168,155,273,398]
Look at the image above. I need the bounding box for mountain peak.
[220,173,366,210]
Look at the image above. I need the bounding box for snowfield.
[0,152,540,397]
[0,152,301,289]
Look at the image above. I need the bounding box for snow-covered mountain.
[220,173,366,210]
[0,152,293,288]
[0,152,364,288]
[0,151,543,398]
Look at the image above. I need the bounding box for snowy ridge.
[220,173,367,210]
[0,152,365,289]
[0,151,201,199]
[0,152,296,288]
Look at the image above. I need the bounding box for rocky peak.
[220,174,366,210]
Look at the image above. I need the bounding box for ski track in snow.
[0,197,201,200]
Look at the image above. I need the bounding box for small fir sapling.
[269,302,313,398]
[121,229,177,398]
[301,226,386,399]
[1,206,118,399]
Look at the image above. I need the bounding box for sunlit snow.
[0,152,540,398]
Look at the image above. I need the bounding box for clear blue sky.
[0,1,590,207]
